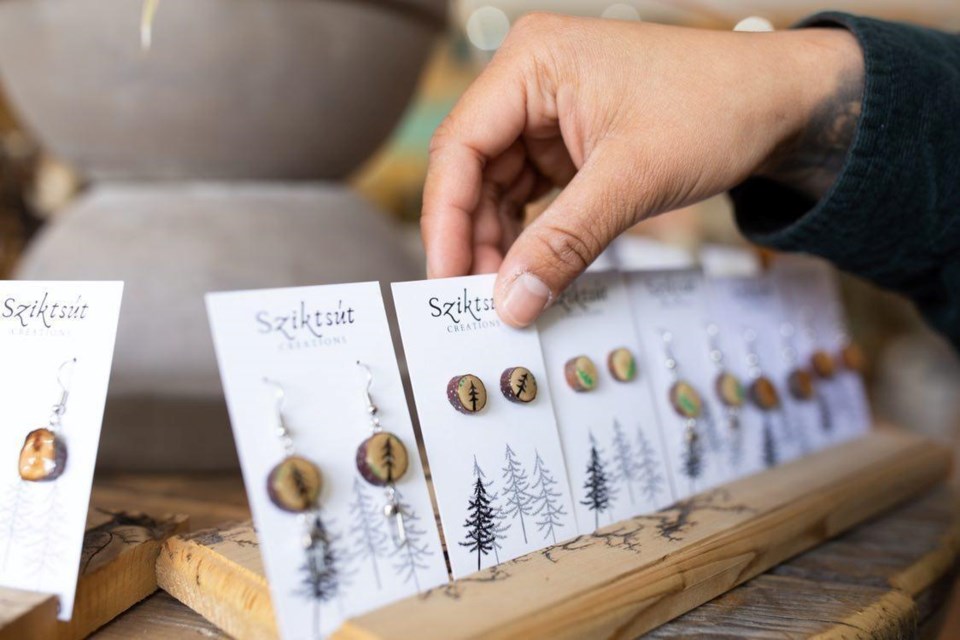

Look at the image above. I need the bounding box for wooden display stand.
[155,430,953,640]
[0,510,188,640]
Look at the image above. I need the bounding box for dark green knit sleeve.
[730,12,960,349]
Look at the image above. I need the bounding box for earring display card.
[206,283,448,640]
[537,271,673,534]
[0,280,123,620]
[771,257,871,443]
[623,269,736,498]
[392,274,576,578]
[704,275,811,468]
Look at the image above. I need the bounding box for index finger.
[421,53,530,278]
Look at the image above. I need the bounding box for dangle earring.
[743,330,782,468]
[706,325,745,466]
[661,331,703,481]
[355,361,409,547]
[19,358,77,482]
[262,379,339,605]
[781,322,832,435]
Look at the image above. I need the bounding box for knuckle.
[534,223,601,276]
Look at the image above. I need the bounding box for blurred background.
[0,0,958,473]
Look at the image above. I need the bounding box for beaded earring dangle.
[742,330,784,468]
[661,331,704,481]
[705,325,746,467]
[19,358,77,482]
[354,361,410,547]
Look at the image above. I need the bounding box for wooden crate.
[155,429,952,639]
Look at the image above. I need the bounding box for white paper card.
[391,274,576,577]
[771,257,871,443]
[206,283,448,640]
[538,272,673,534]
[0,281,123,619]
[623,269,737,497]
[704,275,812,468]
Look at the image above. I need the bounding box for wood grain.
[156,521,276,640]
[152,431,953,639]
[339,430,951,640]
[0,589,58,640]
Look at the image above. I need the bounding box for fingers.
[421,50,531,278]
[495,144,644,327]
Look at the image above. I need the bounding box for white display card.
[623,269,737,498]
[771,257,872,444]
[704,274,813,468]
[537,271,673,534]
[206,283,448,640]
[0,281,123,620]
[391,274,576,578]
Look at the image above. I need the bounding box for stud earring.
[19,358,76,482]
[262,378,339,604]
[355,361,409,546]
[447,374,487,414]
[564,355,598,392]
[607,348,637,382]
[500,366,538,403]
[661,331,703,481]
[705,325,745,465]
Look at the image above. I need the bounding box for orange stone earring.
[355,361,409,547]
[19,358,76,482]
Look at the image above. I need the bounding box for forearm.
[733,13,960,348]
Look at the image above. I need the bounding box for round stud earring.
[447,374,487,414]
[607,348,637,382]
[564,356,598,392]
[500,366,538,403]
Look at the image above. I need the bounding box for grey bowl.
[0,0,445,180]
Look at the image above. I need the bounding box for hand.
[421,13,863,326]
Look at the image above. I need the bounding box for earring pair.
[447,366,538,415]
[564,347,637,393]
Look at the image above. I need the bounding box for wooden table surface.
[86,472,960,639]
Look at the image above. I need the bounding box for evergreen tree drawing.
[700,402,723,453]
[610,420,641,505]
[467,380,481,412]
[381,437,399,483]
[762,417,779,468]
[299,513,341,603]
[683,428,704,481]
[460,466,497,571]
[581,432,615,530]
[347,477,389,589]
[816,391,834,433]
[500,444,535,543]
[470,457,510,563]
[389,491,433,591]
[529,449,568,543]
[635,426,665,503]
[514,370,532,401]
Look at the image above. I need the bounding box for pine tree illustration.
[470,457,510,563]
[515,371,531,401]
[347,477,389,589]
[683,428,704,481]
[299,514,340,600]
[381,437,398,483]
[635,426,665,503]
[581,432,615,530]
[700,402,723,453]
[529,449,568,543]
[816,391,834,433]
[460,472,497,571]
[467,381,481,412]
[610,419,640,505]
[389,490,433,591]
[500,444,535,543]
[762,417,779,468]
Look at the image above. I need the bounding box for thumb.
[494,147,646,327]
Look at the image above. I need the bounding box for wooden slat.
[338,430,951,640]
[58,511,190,640]
[156,521,275,640]
[0,589,58,640]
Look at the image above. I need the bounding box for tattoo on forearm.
[763,64,864,200]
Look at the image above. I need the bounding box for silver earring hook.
[50,358,77,427]
[356,361,382,433]
[263,377,294,455]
